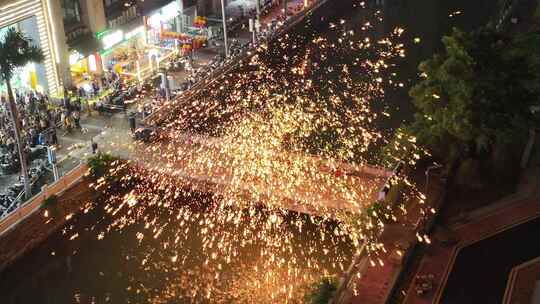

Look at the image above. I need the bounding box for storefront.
[66,29,104,91]
[88,1,204,83]
[145,1,211,57]
[145,1,181,46]
[69,49,103,91]
[96,25,146,78]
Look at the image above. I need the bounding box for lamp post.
[256,0,261,19]
[425,164,442,195]
[255,0,261,42]
[176,0,184,33]
[220,0,229,57]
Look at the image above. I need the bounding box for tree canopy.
[407,27,539,161]
[0,27,44,82]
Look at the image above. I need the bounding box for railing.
[0,162,88,238]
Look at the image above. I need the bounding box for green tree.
[305,276,338,304]
[408,27,537,162]
[0,28,44,199]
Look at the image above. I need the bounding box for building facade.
[1,0,222,95]
[0,0,69,95]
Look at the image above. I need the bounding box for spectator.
[92,81,100,97]
[91,139,98,154]
[73,110,81,130]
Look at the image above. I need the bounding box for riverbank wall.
[0,164,92,273]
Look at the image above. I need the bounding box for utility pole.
[255,0,261,42]
[249,18,256,44]
[255,0,261,40]
[256,0,261,23]
[176,0,184,33]
[220,0,229,57]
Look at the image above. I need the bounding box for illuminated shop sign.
[69,50,83,65]
[147,1,179,29]
[101,30,123,49]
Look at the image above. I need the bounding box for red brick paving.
[348,224,417,303]
[402,195,540,304]
[504,256,540,304]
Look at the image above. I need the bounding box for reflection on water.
[0,187,353,304]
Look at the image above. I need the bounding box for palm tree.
[0,28,44,200]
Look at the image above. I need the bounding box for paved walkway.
[504,256,540,304]
[343,172,444,304]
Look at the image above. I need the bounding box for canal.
[0,0,497,303]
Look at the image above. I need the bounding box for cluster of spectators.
[73,71,120,100]
[138,85,169,119]
[0,91,61,177]
[0,91,58,150]
[0,87,91,162]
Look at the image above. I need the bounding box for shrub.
[454,158,483,190]
[41,194,58,211]
[87,153,118,178]
[304,276,338,304]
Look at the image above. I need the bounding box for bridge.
[109,0,391,217]
[98,128,392,217]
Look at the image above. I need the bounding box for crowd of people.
[0,91,59,160]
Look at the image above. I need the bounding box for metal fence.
[0,162,88,237]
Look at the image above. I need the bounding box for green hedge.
[40,194,58,209]
[87,153,118,179]
[304,276,338,304]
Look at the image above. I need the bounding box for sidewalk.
[342,171,444,304]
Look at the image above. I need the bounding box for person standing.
[73,110,81,130]
[51,128,58,146]
[91,139,98,154]
[128,113,136,133]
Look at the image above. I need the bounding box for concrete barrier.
[0,163,89,238]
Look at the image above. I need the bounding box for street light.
[425,163,442,195]
[220,0,229,57]
[256,0,261,20]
